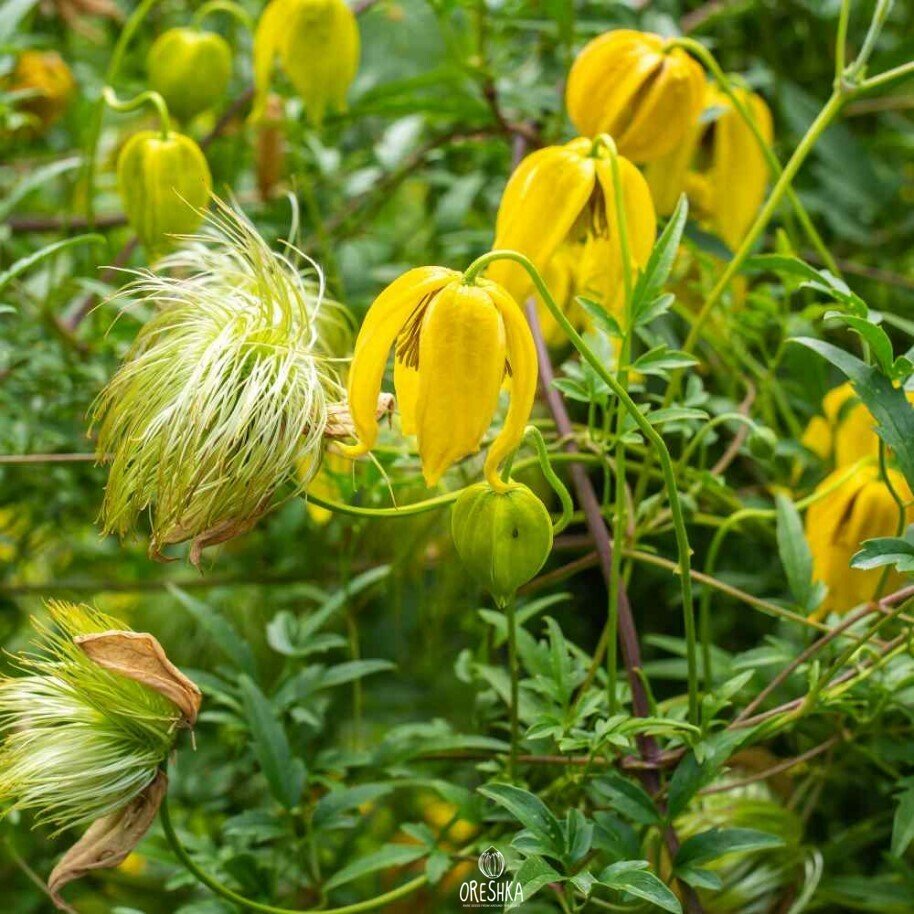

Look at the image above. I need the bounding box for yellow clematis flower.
[342,267,537,489]
[487,137,656,340]
[253,0,359,125]
[565,30,705,163]
[806,464,914,618]
[9,50,75,133]
[801,382,914,469]
[646,83,773,250]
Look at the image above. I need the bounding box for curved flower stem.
[465,250,700,725]
[523,426,574,532]
[160,793,428,914]
[102,87,172,140]
[835,0,852,80]
[82,0,163,225]
[192,0,255,30]
[672,37,839,276]
[305,489,461,518]
[676,412,759,474]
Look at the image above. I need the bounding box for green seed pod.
[451,482,553,604]
[147,28,232,122]
[116,130,212,253]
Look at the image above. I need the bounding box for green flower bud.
[147,27,232,122]
[748,426,778,460]
[116,129,212,253]
[451,482,553,604]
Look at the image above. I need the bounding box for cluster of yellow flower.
[340,28,773,490]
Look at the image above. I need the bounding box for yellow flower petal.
[413,283,507,485]
[394,357,419,436]
[483,281,539,491]
[344,267,456,456]
[488,143,595,304]
[251,0,287,122]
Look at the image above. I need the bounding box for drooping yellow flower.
[9,51,75,133]
[253,0,359,125]
[646,83,773,250]
[801,382,911,469]
[487,138,656,340]
[565,30,705,163]
[806,465,914,618]
[342,268,537,489]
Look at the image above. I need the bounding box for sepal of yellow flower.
[646,84,773,249]
[806,465,914,617]
[702,85,773,249]
[253,0,359,125]
[566,30,705,162]
[343,268,537,489]
[800,382,914,469]
[488,138,656,327]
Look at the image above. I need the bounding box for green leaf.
[316,659,395,688]
[743,254,824,284]
[591,775,661,826]
[675,828,785,869]
[577,296,621,337]
[0,0,40,44]
[891,783,914,857]
[479,783,565,858]
[324,844,427,890]
[312,783,395,829]
[775,494,818,609]
[0,234,105,296]
[827,314,895,376]
[169,586,257,675]
[632,345,698,377]
[599,863,682,913]
[667,730,753,819]
[509,856,563,908]
[852,533,914,573]
[792,337,914,493]
[238,675,305,810]
[631,194,689,325]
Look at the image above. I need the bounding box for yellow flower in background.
[253,0,359,124]
[487,138,656,341]
[9,50,75,132]
[806,464,914,618]
[801,382,913,468]
[565,31,705,163]
[646,83,773,250]
[342,267,537,489]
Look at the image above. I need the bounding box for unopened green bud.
[451,482,553,604]
[147,28,232,122]
[748,426,778,460]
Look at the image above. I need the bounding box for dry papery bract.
[91,201,350,563]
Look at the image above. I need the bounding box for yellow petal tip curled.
[346,270,537,488]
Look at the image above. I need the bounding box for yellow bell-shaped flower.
[801,382,914,469]
[253,0,359,125]
[646,83,773,250]
[806,464,914,618]
[342,268,537,489]
[565,30,705,163]
[487,137,656,338]
[9,50,75,133]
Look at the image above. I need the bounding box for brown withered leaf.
[49,771,167,912]
[75,631,202,726]
[324,393,395,439]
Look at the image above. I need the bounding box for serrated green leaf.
[599,863,682,913]
[631,195,688,325]
[479,783,565,858]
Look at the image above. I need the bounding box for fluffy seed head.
[91,201,348,561]
[0,601,182,833]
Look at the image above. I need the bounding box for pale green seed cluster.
[0,601,180,833]
[91,201,348,558]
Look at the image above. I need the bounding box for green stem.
[464,249,700,726]
[83,0,163,224]
[160,793,428,913]
[192,0,255,29]
[835,0,852,80]
[505,595,520,781]
[524,425,574,532]
[872,441,907,602]
[858,60,914,94]
[102,87,172,139]
[676,412,759,473]
[674,37,839,275]
[305,489,461,518]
